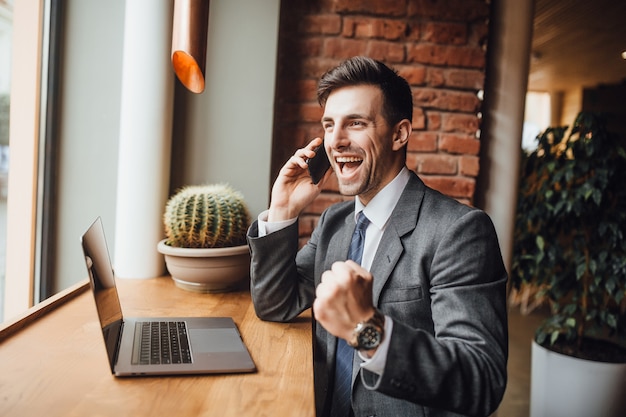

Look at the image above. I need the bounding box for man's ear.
[392,119,412,151]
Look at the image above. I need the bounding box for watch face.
[358,324,382,350]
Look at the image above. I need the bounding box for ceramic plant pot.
[530,339,626,417]
[157,240,250,293]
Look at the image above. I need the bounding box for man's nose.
[326,126,348,149]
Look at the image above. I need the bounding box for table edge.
[0,279,90,341]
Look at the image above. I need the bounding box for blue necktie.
[330,212,370,417]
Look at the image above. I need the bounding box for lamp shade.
[171,0,210,93]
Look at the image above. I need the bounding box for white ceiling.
[528,0,626,92]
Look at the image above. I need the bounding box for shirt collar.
[355,167,411,229]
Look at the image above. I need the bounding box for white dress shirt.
[257,167,412,376]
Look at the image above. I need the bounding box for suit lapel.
[319,210,356,410]
[322,213,355,277]
[370,174,425,306]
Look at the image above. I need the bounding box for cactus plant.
[163,184,251,249]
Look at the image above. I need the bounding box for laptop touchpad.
[190,329,245,353]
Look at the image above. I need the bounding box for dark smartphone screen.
[307,145,331,184]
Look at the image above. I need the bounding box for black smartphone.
[307,144,331,184]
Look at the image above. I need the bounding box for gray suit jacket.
[247,172,508,417]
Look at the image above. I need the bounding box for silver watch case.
[348,309,385,350]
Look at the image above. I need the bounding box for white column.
[478,0,534,274]
[114,0,173,278]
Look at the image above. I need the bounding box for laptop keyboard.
[133,321,192,365]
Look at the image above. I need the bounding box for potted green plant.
[157,183,251,293]
[511,112,626,417]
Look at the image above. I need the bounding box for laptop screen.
[81,217,124,371]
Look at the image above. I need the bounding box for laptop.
[80,217,256,376]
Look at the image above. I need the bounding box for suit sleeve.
[247,219,316,322]
[361,209,508,417]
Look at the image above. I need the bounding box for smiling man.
[247,56,508,417]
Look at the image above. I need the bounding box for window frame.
[3,0,45,320]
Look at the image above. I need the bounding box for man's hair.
[317,56,413,126]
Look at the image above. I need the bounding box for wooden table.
[0,277,314,417]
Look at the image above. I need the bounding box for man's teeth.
[336,156,362,163]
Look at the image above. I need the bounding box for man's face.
[321,85,403,204]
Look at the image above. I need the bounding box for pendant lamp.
[171,0,210,93]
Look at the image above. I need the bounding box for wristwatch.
[348,309,385,351]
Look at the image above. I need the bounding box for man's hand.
[268,137,331,222]
[313,260,376,344]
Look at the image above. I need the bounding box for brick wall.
[270,0,491,245]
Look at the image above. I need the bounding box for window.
[2,0,49,323]
[1,0,278,324]
[0,0,13,322]
[522,91,551,152]
[2,0,127,324]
